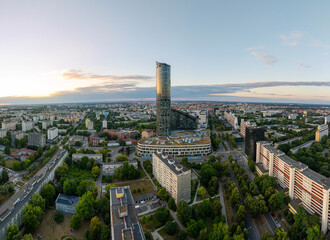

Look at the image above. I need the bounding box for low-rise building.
[72,153,103,163]
[102,161,138,176]
[1,122,16,131]
[141,129,154,139]
[55,193,80,214]
[290,140,315,154]
[153,151,191,204]
[11,148,37,161]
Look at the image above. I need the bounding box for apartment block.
[28,132,46,148]
[198,110,208,128]
[22,121,34,132]
[315,124,329,142]
[256,141,330,233]
[240,119,256,138]
[11,131,25,147]
[2,122,16,131]
[102,161,138,176]
[42,120,53,130]
[47,127,58,140]
[224,111,238,130]
[152,151,191,204]
[0,129,7,138]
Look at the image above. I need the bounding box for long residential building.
[152,150,191,204]
[224,111,238,130]
[109,186,145,240]
[0,149,68,240]
[256,141,330,233]
[315,124,329,142]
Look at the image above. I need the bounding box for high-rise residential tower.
[156,62,171,136]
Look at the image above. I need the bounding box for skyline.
[1,1,330,105]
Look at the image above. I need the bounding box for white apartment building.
[288,113,298,120]
[198,110,208,128]
[256,141,330,233]
[315,124,329,142]
[0,129,7,138]
[152,151,191,204]
[2,122,16,131]
[47,127,58,140]
[240,119,256,138]
[42,120,53,130]
[22,121,34,132]
[224,111,238,130]
[102,120,107,129]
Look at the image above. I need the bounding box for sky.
[0,0,330,105]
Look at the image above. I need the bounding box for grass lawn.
[158,221,179,240]
[116,179,155,196]
[34,210,89,240]
[66,167,93,180]
[141,213,173,232]
[5,159,16,169]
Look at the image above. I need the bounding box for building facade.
[224,112,238,130]
[47,127,58,140]
[153,151,191,204]
[22,121,34,132]
[170,108,198,131]
[240,119,256,138]
[1,122,16,131]
[72,153,103,163]
[256,142,330,233]
[245,126,265,161]
[27,132,46,148]
[156,62,171,136]
[0,129,7,138]
[55,193,79,214]
[102,161,138,176]
[315,124,329,142]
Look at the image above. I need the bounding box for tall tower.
[156,62,171,136]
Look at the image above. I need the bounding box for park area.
[34,210,89,240]
[116,179,155,196]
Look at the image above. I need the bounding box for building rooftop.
[110,186,145,240]
[55,193,79,207]
[300,168,330,190]
[0,149,67,228]
[291,140,315,152]
[138,129,210,146]
[153,151,189,175]
[278,154,307,170]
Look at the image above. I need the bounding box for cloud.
[1,80,330,105]
[280,31,303,46]
[251,52,277,65]
[294,62,310,69]
[62,69,154,81]
[244,45,264,51]
[311,40,330,50]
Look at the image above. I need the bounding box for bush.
[54,211,64,223]
[165,221,177,235]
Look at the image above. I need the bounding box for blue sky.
[0,0,330,104]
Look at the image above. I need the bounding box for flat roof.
[110,186,145,240]
[153,151,189,175]
[300,168,330,190]
[138,129,210,146]
[0,149,67,229]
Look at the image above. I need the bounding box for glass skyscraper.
[156,62,171,136]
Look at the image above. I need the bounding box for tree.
[168,196,177,211]
[306,224,326,240]
[1,169,9,184]
[41,183,56,208]
[71,215,81,230]
[197,186,207,198]
[105,184,115,198]
[90,216,102,240]
[23,205,43,233]
[261,231,274,240]
[55,164,68,180]
[54,211,64,223]
[116,154,128,161]
[177,230,188,240]
[268,193,279,211]
[140,215,147,224]
[274,227,289,240]
[4,145,10,154]
[12,161,21,171]
[236,205,247,223]
[248,158,256,172]
[30,193,45,211]
[200,164,217,187]
[76,191,95,220]
[165,221,177,235]
[186,219,199,237]
[21,234,34,240]
[229,187,240,208]
[92,166,101,180]
[177,200,192,225]
[6,225,21,240]
[208,176,219,196]
[211,199,222,218]
[100,225,110,240]
[156,207,170,224]
[157,187,169,200]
